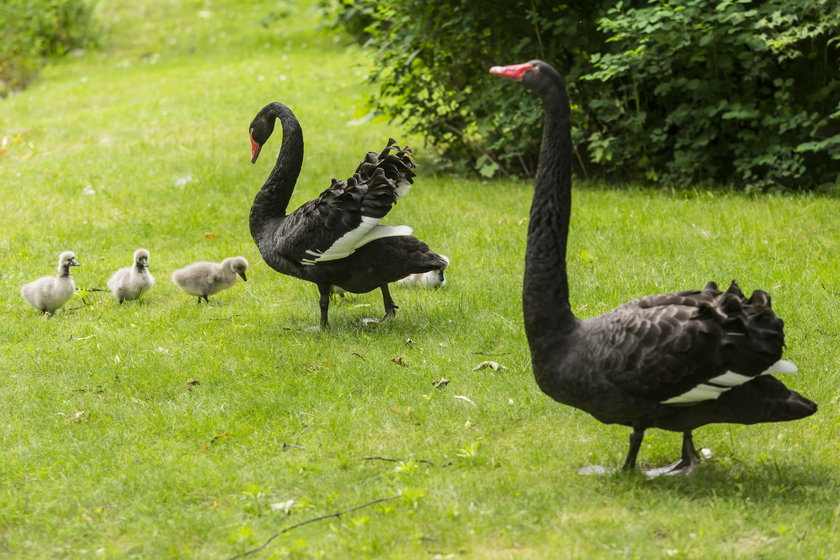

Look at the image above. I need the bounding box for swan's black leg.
[682,431,700,462]
[622,426,645,471]
[318,284,331,328]
[380,284,398,320]
[640,431,701,477]
[659,431,699,474]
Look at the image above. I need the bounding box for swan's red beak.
[250,130,262,164]
[489,63,534,81]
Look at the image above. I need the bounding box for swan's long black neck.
[523,76,577,346]
[249,103,304,243]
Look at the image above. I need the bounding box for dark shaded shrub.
[325,0,839,191]
[586,0,839,191]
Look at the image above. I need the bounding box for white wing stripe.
[299,217,412,265]
[661,360,799,405]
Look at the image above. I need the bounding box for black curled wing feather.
[585,281,786,403]
[273,139,416,265]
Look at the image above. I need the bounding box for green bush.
[325,0,839,191]
[0,0,99,96]
[586,0,840,192]
[321,0,614,178]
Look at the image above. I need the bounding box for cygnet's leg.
[318,284,331,328]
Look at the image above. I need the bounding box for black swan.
[490,60,817,474]
[248,102,447,327]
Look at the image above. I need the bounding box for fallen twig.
[225,494,401,559]
[282,442,305,450]
[363,456,437,466]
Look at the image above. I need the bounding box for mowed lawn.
[1,1,839,558]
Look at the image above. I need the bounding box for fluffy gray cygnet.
[107,248,155,303]
[397,254,449,288]
[21,251,80,315]
[171,256,248,303]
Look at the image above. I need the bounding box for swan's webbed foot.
[641,432,709,478]
[580,431,709,478]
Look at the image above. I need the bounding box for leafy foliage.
[0,0,100,96]
[326,0,839,191]
[585,0,840,192]
[321,0,615,178]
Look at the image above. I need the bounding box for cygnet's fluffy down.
[21,251,80,315]
[108,248,155,303]
[397,254,449,288]
[171,256,249,303]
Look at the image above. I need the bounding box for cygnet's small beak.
[138,258,149,268]
[239,272,248,282]
[70,258,81,267]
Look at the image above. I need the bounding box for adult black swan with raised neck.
[248,102,447,328]
[490,60,816,474]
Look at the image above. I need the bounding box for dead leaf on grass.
[66,410,88,424]
[432,378,449,389]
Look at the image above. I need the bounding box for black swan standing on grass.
[490,60,816,474]
[248,102,447,327]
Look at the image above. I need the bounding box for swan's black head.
[248,107,277,164]
[489,60,563,97]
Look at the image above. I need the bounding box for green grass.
[1,1,839,558]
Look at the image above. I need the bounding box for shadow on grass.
[598,458,839,507]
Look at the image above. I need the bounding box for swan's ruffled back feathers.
[581,281,787,405]
[271,139,417,266]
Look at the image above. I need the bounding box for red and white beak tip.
[250,134,261,164]
[489,63,534,81]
